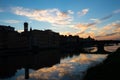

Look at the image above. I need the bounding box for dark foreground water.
[0,45,120,80]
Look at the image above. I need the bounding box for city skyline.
[0,0,120,40]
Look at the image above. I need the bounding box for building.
[0,25,14,31]
[0,22,60,50]
[0,22,94,51]
[0,25,15,49]
[30,29,60,48]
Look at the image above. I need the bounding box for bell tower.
[24,22,28,32]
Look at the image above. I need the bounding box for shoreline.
[83,47,120,80]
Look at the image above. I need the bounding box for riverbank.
[83,47,120,80]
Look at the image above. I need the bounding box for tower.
[30,27,32,32]
[24,22,28,32]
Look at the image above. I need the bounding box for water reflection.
[84,47,97,52]
[104,45,120,52]
[17,54,107,80]
[0,50,61,79]
[0,45,119,80]
[85,45,120,53]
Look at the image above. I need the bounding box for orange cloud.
[11,7,73,26]
[74,23,89,32]
[95,33,120,40]
[95,21,120,40]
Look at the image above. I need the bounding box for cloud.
[103,20,120,30]
[100,14,113,21]
[67,10,74,14]
[95,32,120,40]
[2,20,20,24]
[74,22,97,29]
[75,14,113,29]
[75,31,95,38]
[4,20,20,24]
[11,7,73,26]
[112,21,120,28]
[70,20,120,40]
[10,7,120,40]
[88,14,113,27]
[76,31,85,35]
[96,9,120,22]
[90,9,120,26]
[0,8,4,12]
[88,10,120,27]
[113,9,120,14]
[95,21,120,40]
[90,18,100,23]
[105,32,119,36]
[74,23,90,32]
[68,22,97,38]
[75,23,88,28]
[73,22,98,32]
[77,8,89,16]
[87,9,120,28]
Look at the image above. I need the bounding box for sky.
[0,0,120,40]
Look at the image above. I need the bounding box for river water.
[2,45,120,80]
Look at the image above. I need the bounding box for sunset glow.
[16,54,107,80]
[0,0,120,40]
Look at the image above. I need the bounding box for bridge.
[83,40,120,53]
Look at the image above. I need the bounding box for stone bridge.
[85,40,120,53]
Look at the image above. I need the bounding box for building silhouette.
[24,22,28,32]
[0,22,60,50]
[0,22,95,51]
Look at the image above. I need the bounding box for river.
[1,45,120,80]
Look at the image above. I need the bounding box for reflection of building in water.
[0,50,61,79]
[0,22,60,49]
